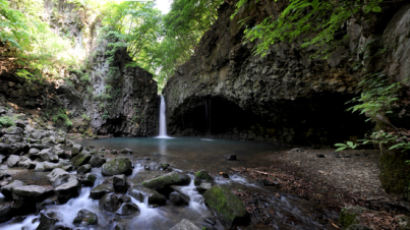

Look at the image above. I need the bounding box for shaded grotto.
[167,94,371,145]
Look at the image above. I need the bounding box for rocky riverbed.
[0,103,339,230]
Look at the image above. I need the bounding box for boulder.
[169,219,201,230]
[113,175,128,193]
[0,201,13,222]
[77,164,91,174]
[78,173,97,187]
[1,180,24,199]
[12,185,53,201]
[71,152,91,167]
[0,154,4,163]
[71,143,83,156]
[7,155,20,168]
[36,212,58,230]
[73,209,98,226]
[117,202,140,216]
[38,148,59,163]
[28,148,40,159]
[101,158,132,176]
[142,172,190,192]
[169,191,189,206]
[90,181,113,199]
[99,193,123,212]
[203,186,250,228]
[129,185,166,206]
[194,170,213,186]
[47,168,80,202]
[89,154,106,167]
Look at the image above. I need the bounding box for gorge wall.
[163,0,410,145]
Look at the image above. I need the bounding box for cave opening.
[169,94,371,145]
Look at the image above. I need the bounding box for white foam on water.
[0,215,39,230]
[178,175,207,213]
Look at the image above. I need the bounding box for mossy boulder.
[101,158,132,176]
[142,172,190,192]
[379,150,410,197]
[73,209,98,226]
[194,170,213,186]
[203,186,250,228]
[71,153,91,167]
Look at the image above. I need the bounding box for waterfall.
[157,95,170,138]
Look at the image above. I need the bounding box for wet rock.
[160,163,170,170]
[99,193,123,212]
[194,170,213,186]
[129,185,166,206]
[77,164,91,174]
[71,143,83,156]
[196,182,212,194]
[38,148,59,163]
[34,161,62,172]
[142,172,190,192]
[203,186,250,228]
[0,154,4,163]
[113,175,128,193]
[71,152,91,167]
[1,180,24,199]
[73,209,98,226]
[12,184,53,201]
[4,126,23,135]
[101,158,132,176]
[169,191,189,206]
[118,202,140,216]
[78,173,97,187]
[0,201,13,222]
[17,157,36,169]
[169,219,201,230]
[89,154,106,167]
[90,181,113,199]
[47,168,80,203]
[36,212,58,230]
[120,148,133,154]
[7,155,20,168]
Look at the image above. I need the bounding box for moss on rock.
[194,170,213,186]
[142,172,190,191]
[71,153,91,167]
[101,158,132,176]
[203,186,249,228]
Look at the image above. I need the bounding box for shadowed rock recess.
[164,0,409,145]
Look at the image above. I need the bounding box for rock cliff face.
[164,0,409,145]
[95,47,159,136]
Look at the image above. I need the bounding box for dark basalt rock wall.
[95,47,159,137]
[163,0,409,145]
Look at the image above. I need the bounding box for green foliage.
[99,0,223,91]
[336,73,408,153]
[52,109,73,129]
[0,0,87,80]
[334,141,358,152]
[234,0,383,56]
[349,73,400,122]
[0,116,15,128]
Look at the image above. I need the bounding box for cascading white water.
[158,95,170,138]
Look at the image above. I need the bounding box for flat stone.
[142,172,190,192]
[169,219,201,230]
